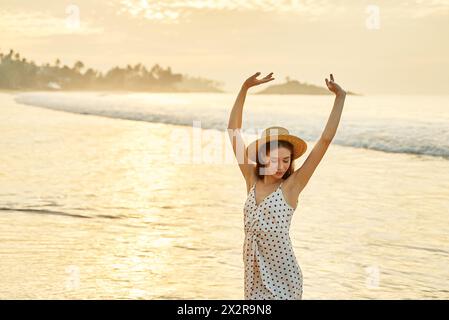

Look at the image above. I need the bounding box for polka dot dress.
[243,180,303,300]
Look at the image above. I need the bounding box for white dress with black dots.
[243,180,303,300]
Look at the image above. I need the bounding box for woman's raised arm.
[288,73,346,195]
[227,72,274,183]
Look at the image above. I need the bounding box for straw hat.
[246,126,307,163]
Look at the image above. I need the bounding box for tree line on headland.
[0,49,224,92]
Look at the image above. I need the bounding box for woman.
[227,72,346,299]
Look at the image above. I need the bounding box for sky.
[1,0,448,94]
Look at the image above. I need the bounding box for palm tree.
[73,60,84,73]
[134,63,142,72]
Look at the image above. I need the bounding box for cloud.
[0,8,103,38]
[115,0,449,23]
[116,0,336,23]
[386,0,449,18]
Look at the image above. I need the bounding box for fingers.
[325,78,333,90]
[251,71,274,79]
[248,72,274,86]
[326,74,335,90]
[256,78,274,85]
[262,77,275,83]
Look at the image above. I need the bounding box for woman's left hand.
[325,74,346,96]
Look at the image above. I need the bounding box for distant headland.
[0,49,224,93]
[255,77,360,95]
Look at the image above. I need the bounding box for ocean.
[1,91,448,299]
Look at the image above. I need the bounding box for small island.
[255,77,360,95]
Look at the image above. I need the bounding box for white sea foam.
[15,91,449,159]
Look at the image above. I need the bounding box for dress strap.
[251,181,257,192]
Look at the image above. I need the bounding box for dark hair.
[255,140,295,180]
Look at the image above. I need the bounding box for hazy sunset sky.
[1,0,448,94]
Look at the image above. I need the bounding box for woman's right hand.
[242,72,275,90]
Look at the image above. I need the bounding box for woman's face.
[261,146,292,177]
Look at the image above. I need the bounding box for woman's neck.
[261,176,282,185]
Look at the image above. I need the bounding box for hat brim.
[246,134,307,163]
